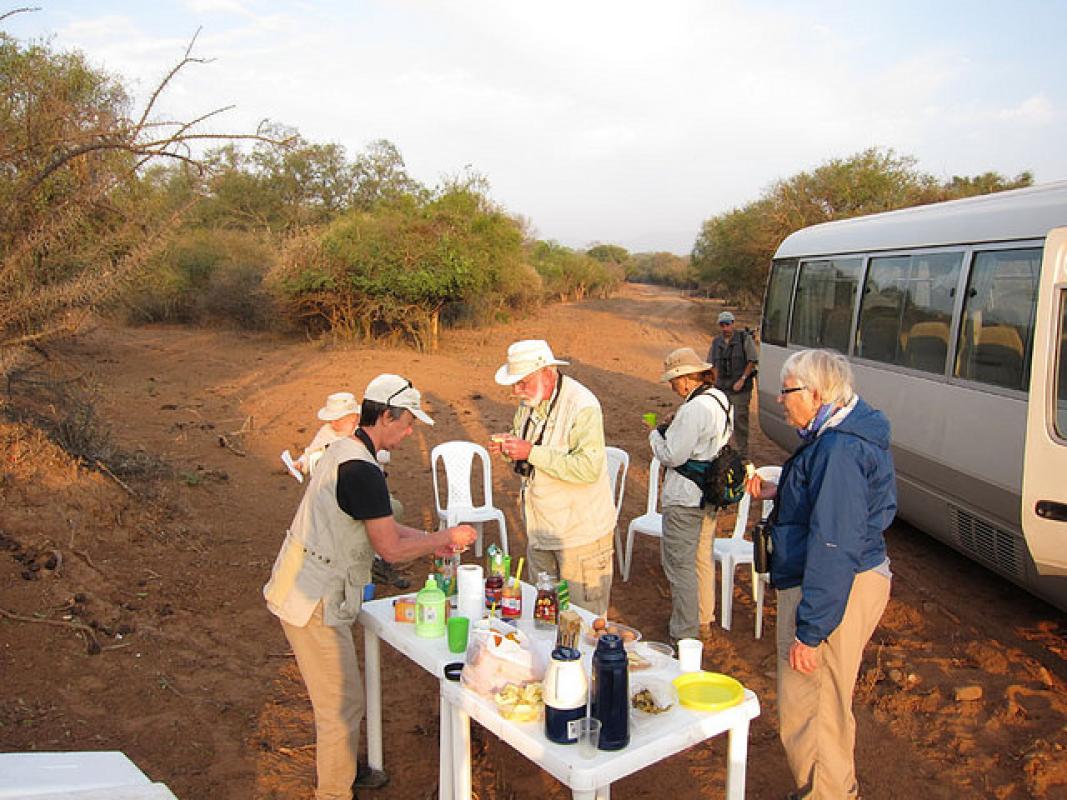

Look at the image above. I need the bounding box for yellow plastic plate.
[672,671,744,712]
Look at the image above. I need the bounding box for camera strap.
[518,373,565,449]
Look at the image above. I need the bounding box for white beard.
[519,386,544,407]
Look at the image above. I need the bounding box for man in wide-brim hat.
[648,347,733,643]
[488,339,616,616]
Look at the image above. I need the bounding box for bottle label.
[501,593,521,618]
[419,605,440,625]
[566,717,582,740]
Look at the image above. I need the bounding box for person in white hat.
[264,373,476,800]
[488,340,616,616]
[648,347,732,643]
[294,392,362,476]
[707,310,759,458]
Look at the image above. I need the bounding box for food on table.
[585,618,640,645]
[627,650,652,671]
[631,687,672,715]
[494,681,544,722]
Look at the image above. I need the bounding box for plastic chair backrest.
[604,446,629,523]
[644,456,663,515]
[730,465,782,538]
[431,441,492,515]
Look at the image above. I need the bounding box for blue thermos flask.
[590,633,629,750]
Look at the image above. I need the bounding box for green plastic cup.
[643,412,658,427]
[447,615,470,654]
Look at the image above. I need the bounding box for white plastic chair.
[604,446,630,574]
[714,465,780,632]
[431,441,508,557]
[621,457,663,582]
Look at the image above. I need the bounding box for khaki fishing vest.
[518,377,616,550]
[264,436,377,627]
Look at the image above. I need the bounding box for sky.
[5,1,1066,254]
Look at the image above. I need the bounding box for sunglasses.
[385,378,413,407]
[779,386,807,396]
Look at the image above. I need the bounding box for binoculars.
[513,459,535,478]
[753,520,772,574]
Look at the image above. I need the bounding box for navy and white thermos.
[590,634,629,750]
[543,646,587,744]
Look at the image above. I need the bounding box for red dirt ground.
[1,283,1064,799]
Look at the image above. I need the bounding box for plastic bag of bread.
[460,618,546,697]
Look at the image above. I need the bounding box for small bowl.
[584,620,642,650]
[630,676,678,718]
[631,641,674,671]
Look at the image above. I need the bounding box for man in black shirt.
[264,374,476,800]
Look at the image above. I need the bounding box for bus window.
[955,248,1041,391]
[789,257,861,353]
[762,258,797,346]
[1056,292,1067,438]
[900,252,962,373]
[856,252,961,373]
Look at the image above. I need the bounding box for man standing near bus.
[707,310,759,458]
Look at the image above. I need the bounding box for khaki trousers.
[527,533,614,617]
[661,505,718,640]
[776,569,890,800]
[281,602,365,800]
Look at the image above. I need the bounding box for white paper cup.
[576,717,601,758]
[677,638,703,673]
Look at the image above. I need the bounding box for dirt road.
[1,283,1064,798]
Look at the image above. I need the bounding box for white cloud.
[998,94,1055,123]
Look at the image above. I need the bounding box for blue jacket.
[770,397,896,646]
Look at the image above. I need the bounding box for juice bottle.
[484,543,505,610]
[501,577,522,621]
[534,571,559,629]
[484,573,504,610]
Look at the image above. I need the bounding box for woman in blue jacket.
[747,349,894,800]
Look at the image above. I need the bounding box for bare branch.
[0,7,40,24]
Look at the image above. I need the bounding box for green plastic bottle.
[415,574,447,638]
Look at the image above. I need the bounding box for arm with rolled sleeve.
[526,406,605,484]
[794,437,871,646]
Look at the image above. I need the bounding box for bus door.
[1022,226,1067,575]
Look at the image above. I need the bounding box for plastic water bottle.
[415,574,446,638]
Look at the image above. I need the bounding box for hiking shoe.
[354,764,389,790]
[372,558,410,589]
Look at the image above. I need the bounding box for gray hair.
[781,349,855,406]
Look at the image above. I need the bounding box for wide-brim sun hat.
[317,391,360,421]
[494,339,569,386]
[363,374,434,425]
[661,347,713,382]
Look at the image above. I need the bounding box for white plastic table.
[358,584,759,800]
[358,582,563,799]
[443,667,758,800]
[0,751,178,799]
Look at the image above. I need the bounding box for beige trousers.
[776,569,890,800]
[661,505,718,640]
[527,533,614,617]
[281,602,365,800]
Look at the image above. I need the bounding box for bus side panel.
[759,342,1067,610]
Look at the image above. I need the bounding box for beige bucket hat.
[661,347,714,382]
[494,339,569,386]
[317,392,360,421]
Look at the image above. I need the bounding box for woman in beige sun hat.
[647,347,733,643]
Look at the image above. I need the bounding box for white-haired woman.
[746,349,895,800]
